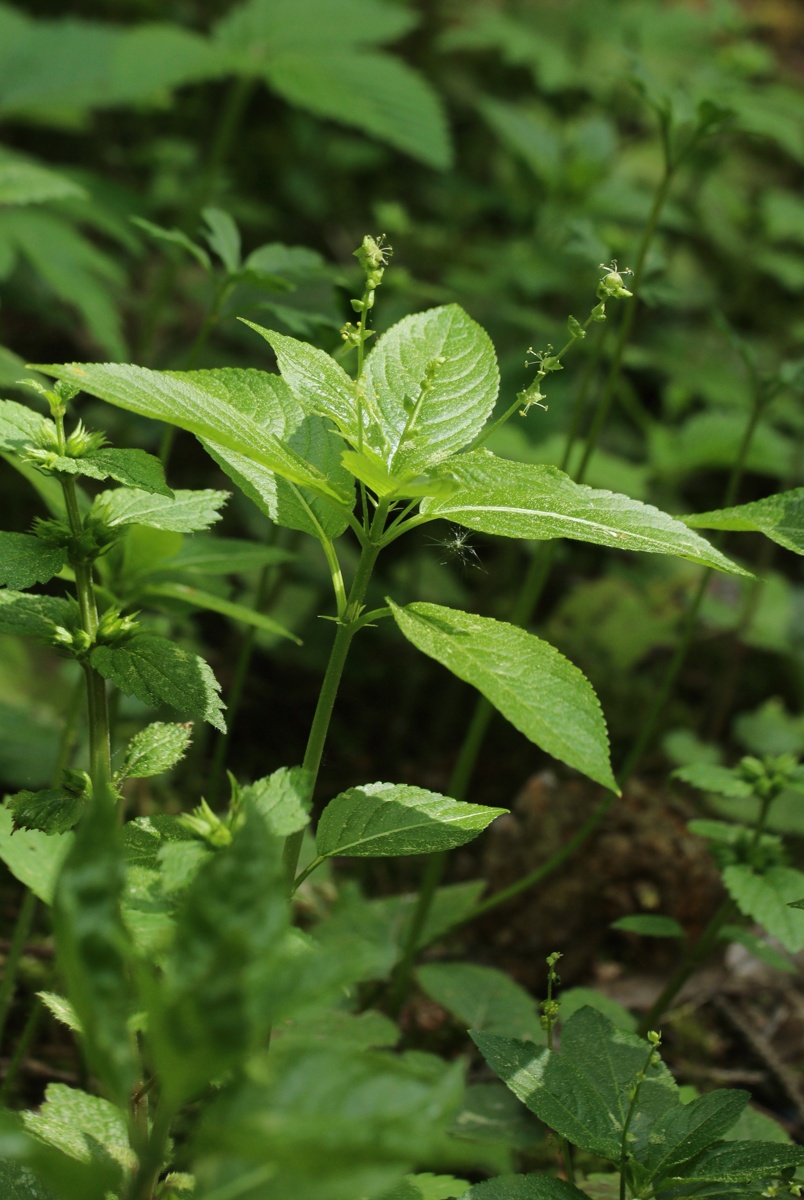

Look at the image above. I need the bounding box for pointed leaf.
[22,1083,133,1172]
[32,362,348,505]
[53,447,173,497]
[389,600,617,792]
[316,781,506,858]
[364,305,499,473]
[92,486,228,532]
[241,765,312,836]
[130,216,211,269]
[673,762,752,797]
[118,722,192,781]
[37,991,81,1034]
[0,398,49,453]
[0,590,74,639]
[8,787,85,835]
[417,962,544,1043]
[140,581,301,643]
[722,864,804,951]
[611,915,685,938]
[91,634,226,732]
[683,489,804,555]
[641,1089,749,1181]
[667,1139,804,1183]
[0,1110,117,1200]
[421,451,749,575]
[0,156,86,206]
[0,532,65,588]
[0,805,74,904]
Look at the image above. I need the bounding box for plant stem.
[125,1097,175,1200]
[282,515,385,885]
[0,889,37,1057]
[0,996,42,1105]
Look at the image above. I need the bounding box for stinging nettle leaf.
[91,634,226,732]
[8,787,85,835]
[92,487,228,533]
[421,451,750,575]
[683,488,804,556]
[118,721,192,781]
[0,398,50,453]
[0,532,65,589]
[316,781,507,858]
[22,1083,134,1173]
[53,447,173,497]
[240,765,312,837]
[0,590,75,640]
[389,600,617,792]
[722,863,804,952]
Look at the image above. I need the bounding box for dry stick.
[388,175,674,1015]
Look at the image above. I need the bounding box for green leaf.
[316,781,506,858]
[130,216,211,270]
[461,1178,589,1199]
[389,601,617,792]
[0,532,65,588]
[37,991,81,1034]
[0,398,48,453]
[640,1089,749,1181]
[0,154,86,206]
[53,796,138,1108]
[421,451,749,575]
[611,915,686,938]
[417,962,544,1043]
[22,1083,133,1172]
[241,765,312,836]
[558,988,636,1032]
[0,590,75,640]
[33,362,348,506]
[788,897,804,909]
[719,925,797,974]
[192,367,353,538]
[202,206,241,272]
[8,787,85,835]
[49,447,173,497]
[667,1139,804,1183]
[140,580,301,642]
[683,489,804,555]
[118,722,192,781]
[91,634,226,732]
[384,1173,472,1200]
[0,805,74,904]
[0,1109,118,1200]
[363,305,499,473]
[92,486,228,532]
[722,864,804,952]
[143,809,289,1106]
[451,1081,545,1153]
[157,535,293,576]
[673,762,753,797]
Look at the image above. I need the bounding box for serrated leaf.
[611,915,685,938]
[0,398,48,453]
[53,795,138,1108]
[8,787,85,835]
[241,766,312,836]
[91,634,226,732]
[421,451,749,575]
[316,781,506,858]
[722,864,804,951]
[118,722,192,781]
[49,447,173,497]
[461,1178,589,1200]
[167,365,353,538]
[37,991,81,1033]
[0,532,65,588]
[0,590,75,639]
[141,581,301,643]
[0,155,86,206]
[640,1089,749,1181]
[363,305,499,473]
[92,487,228,532]
[673,762,753,797]
[668,1139,804,1183]
[143,810,289,1106]
[0,805,74,904]
[683,489,804,556]
[22,1084,133,1172]
[417,962,544,1043]
[33,362,348,506]
[389,601,617,792]
[0,1109,117,1200]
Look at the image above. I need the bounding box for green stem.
[0,889,37,1057]
[281,516,385,885]
[0,997,42,1105]
[619,1042,659,1200]
[125,1097,175,1200]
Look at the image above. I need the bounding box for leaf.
[53,795,139,1108]
[37,991,81,1034]
[722,864,804,952]
[141,581,301,643]
[0,1109,118,1200]
[0,532,65,588]
[640,1089,749,1181]
[202,206,241,272]
[118,722,192,781]
[142,809,289,1106]
[8,787,85,835]
[389,601,617,792]
[611,915,686,938]
[460,1178,589,1200]
[558,988,636,1032]
[683,488,804,556]
[673,762,753,797]
[33,362,348,506]
[0,805,74,904]
[158,535,293,576]
[316,781,507,858]
[130,216,211,270]
[22,1083,133,1172]
[92,487,228,532]
[0,591,75,640]
[0,155,86,206]
[241,766,312,836]
[0,398,48,453]
[192,366,353,539]
[90,634,226,732]
[384,1173,472,1200]
[50,447,173,497]
[417,962,544,1043]
[451,1082,545,1153]
[719,925,797,974]
[667,1139,804,1183]
[363,305,499,473]
[421,451,749,575]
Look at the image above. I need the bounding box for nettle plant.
[1,240,803,1200]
